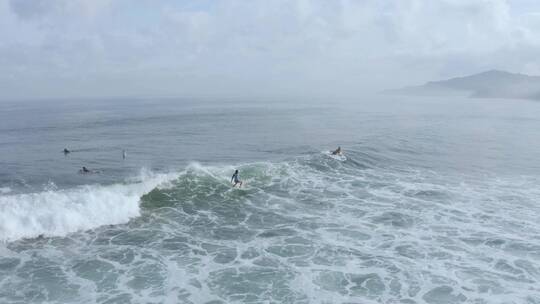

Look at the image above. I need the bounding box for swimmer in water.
[331,146,342,155]
[231,170,243,188]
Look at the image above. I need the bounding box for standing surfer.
[231,170,243,188]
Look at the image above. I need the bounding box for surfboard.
[323,151,347,161]
[231,183,247,189]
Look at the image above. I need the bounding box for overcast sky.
[1,0,540,100]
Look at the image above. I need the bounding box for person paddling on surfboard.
[231,170,243,188]
[331,146,342,156]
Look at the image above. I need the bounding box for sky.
[1,0,540,100]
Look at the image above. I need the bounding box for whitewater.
[0,170,178,242]
[1,96,539,303]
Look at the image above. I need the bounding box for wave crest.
[0,170,178,242]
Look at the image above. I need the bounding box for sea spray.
[0,169,179,242]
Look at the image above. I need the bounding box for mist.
[1,0,540,100]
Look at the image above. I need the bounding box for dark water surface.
[0,96,539,303]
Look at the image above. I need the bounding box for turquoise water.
[1,96,539,303]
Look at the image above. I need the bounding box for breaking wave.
[1,152,540,302]
[0,153,353,243]
[0,170,178,242]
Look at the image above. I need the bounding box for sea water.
[0,96,539,303]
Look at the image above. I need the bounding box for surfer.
[63,148,70,154]
[80,166,91,174]
[122,149,127,159]
[231,170,243,188]
[331,146,342,156]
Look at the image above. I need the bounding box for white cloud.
[1,0,539,99]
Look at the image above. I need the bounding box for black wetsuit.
[231,172,240,184]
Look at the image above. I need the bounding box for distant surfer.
[122,149,127,159]
[80,166,91,174]
[331,146,342,156]
[63,148,70,154]
[231,170,243,188]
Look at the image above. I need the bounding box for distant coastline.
[385,70,540,101]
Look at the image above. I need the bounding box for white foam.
[322,150,347,161]
[0,187,12,194]
[0,170,178,242]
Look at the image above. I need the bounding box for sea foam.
[0,170,178,242]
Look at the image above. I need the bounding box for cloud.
[0,0,539,100]
[8,0,112,21]
[9,0,54,20]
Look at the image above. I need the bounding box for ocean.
[0,96,539,303]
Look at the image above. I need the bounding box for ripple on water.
[110,229,167,246]
[0,257,20,272]
[407,189,452,202]
[324,227,372,241]
[494,259,524,276]
[266,244,314,258]
[208,267,301,302]
[371,211,416,228]
[240,247,260,260]
[395,244,426,259]
[99,247,136,265]
[212,248,238,264]
[14,258,80,302]
[422,286,466,304]
[257,228,297,238]
[72,259,115,282]
[313,270,386,299]
[159,236,191,254]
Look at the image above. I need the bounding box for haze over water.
[1,96,539,303]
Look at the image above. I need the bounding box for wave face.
[0,170,177,242]
[1,154,540,303]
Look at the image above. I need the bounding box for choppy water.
[1,96,540,303]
